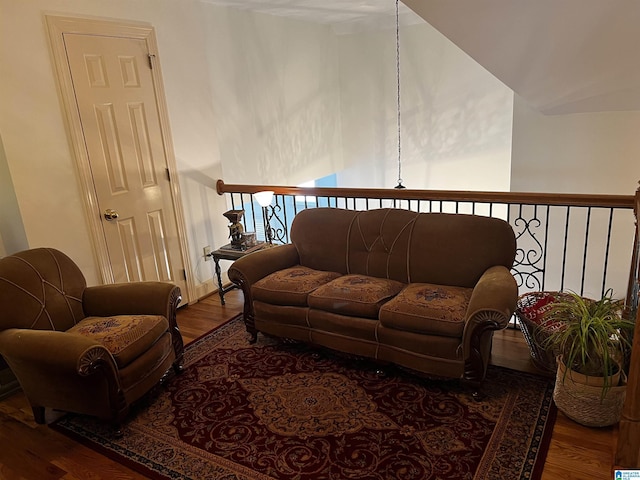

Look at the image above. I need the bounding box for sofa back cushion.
[291,207,516,288]
[290,207,356,275]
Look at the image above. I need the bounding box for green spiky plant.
[544,289,634,397]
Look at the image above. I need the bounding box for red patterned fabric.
[54,317,557,480]
[518,292,565,331]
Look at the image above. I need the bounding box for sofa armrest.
[462,265,518,385]
[228,244,299,341]
[465,265,518,327]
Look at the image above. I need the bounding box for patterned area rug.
[52,316,556,480]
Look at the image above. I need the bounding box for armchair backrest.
[0,248,86,331]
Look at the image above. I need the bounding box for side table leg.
[213,257,226,305]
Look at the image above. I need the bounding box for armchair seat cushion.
[379,284,472,338]
[252,266,341,306]
[308,274,405,318]
[68,315,169,368]
[118,332,174,401]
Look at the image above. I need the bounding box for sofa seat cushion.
[68,315,169,368]
[379,284,473,338]
[308,274,405,319]
[252,266,341,306]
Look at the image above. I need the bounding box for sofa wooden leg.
[461,377,485,401]
[173,360,184,374]
[32,406,46,424]
[112,423,124,438]
[471,389,485,402]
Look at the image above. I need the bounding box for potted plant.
[544,288,634,427]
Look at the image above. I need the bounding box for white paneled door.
[62,32,188,295]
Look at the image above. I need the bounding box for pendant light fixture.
[394,0,405,189]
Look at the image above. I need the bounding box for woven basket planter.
[553,357,626,427]
[515,291,575,373]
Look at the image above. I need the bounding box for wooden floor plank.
[0,289,617,479]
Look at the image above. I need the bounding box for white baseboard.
[193,278,216,301]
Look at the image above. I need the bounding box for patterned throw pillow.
[519,292,566,331]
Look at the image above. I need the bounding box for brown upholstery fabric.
[117,332,174,401]
[346,209,419,281]
[68,315,169,368]
[254,303,313,343]
[0,247,183,425]
[232,208,518,384]
[379,284,473,337]
[290,208,355,274]
[252,266,341,306]
[375,326,464,377]
[308,309,378,342]
[308,274,404,318]
[310,328,379,359]
[376,326,463,361]
[0,248,86,332]
[290,208,516,287]
[254,301,311,328]
[405,214,516,287]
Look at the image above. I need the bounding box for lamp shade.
[254,190,274,207]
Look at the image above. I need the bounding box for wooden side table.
[211,243,267,305]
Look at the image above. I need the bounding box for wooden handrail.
[216,179,635,208]
[617,184,640,468]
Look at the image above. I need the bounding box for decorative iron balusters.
[511,215,545,291]
[263,200,288,245]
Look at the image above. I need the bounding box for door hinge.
[147,53,156,69]
[166,168,171,182]
[182,269,187,280]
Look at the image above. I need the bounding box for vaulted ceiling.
[404,0,640,115]
[200,0,640,115]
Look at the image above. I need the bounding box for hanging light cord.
[394,0,405,189]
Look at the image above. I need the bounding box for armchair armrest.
[83,282,180,318]
[0,328,113,374]
[0,328,125,422]
[462,265,518,385]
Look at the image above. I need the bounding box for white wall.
[205,9,343,187]
[0,0,344,294]
[511,95,640,298]
[0,0,229,287]
[511,95,640,194]
[1,1,98,275]
[337,21,514,191]
[6,0,635,300]
[0,131,28,257]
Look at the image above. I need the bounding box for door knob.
[104,209,119,221]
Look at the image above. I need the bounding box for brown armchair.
[0,248,184,427]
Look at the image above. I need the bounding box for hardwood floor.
[0,289,617,479]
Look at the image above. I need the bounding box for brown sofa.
[229,207,518,386]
